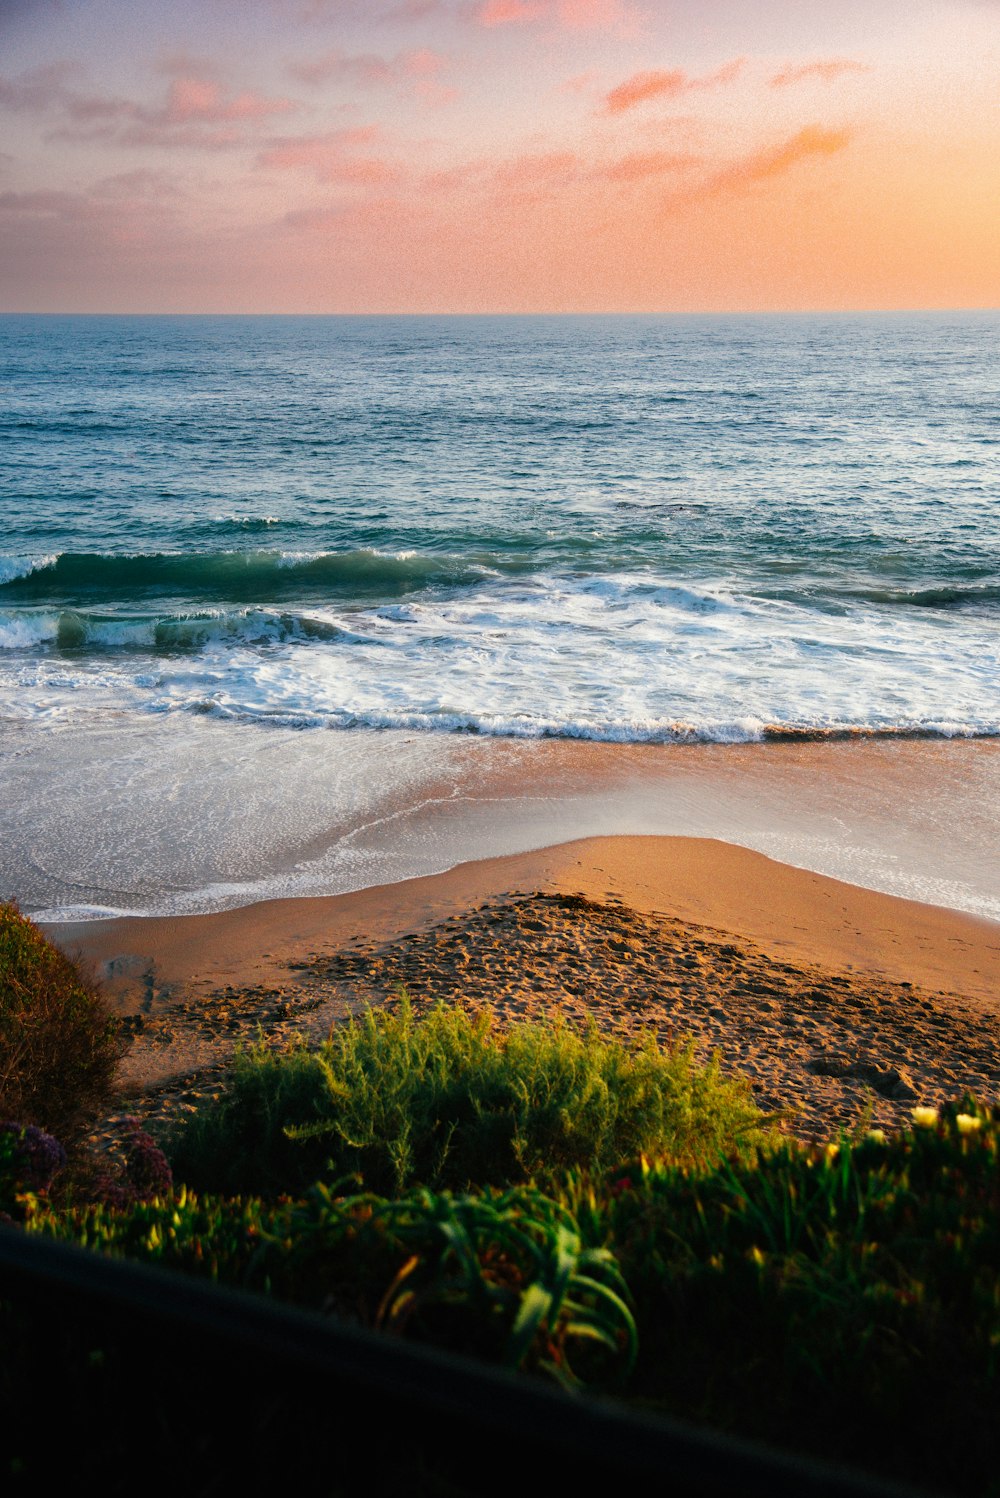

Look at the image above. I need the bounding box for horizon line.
[2,305,999,318]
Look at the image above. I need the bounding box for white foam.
[0,554,57,585]
[0,568,997,742]
[0,613,58,650]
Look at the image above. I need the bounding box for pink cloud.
[497,150,577,187]
[290,51,391,87]
[559,69,600,94]
[258,127,401,185]
[155,52,223,81]
[422,157,493,193]
[495,149,579,192]
[478,0,544,24]
[604,68,686,112]
[770,59,870,89]
[476,0,639,31]
[595,149,701,182]
[698,124,852,198]
[555,0,637,31]
[162,78,294,125]
[0,61,294,149]
[602,58,744,115]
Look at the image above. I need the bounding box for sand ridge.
[99,884,1000,1149]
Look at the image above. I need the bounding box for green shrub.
[566,1097,1000,1491]
[0,903,124,1139]
[168,999,770,1196]
[31,1181,636,1391]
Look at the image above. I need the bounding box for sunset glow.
[1,0,997,311]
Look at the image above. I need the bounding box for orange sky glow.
[1,0,997,311]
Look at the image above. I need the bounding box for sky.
[1,0,998,312]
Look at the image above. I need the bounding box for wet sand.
[50,835,1000,1148]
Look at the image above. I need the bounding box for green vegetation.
[21,1099,1000,1492]
[0,902,123,1140]
[1,912,997,1493]
[34,1181,636,1390]
[570,1103,1000,1487]
[168,999,769,1196]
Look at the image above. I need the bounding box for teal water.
[1,313,998,918]
[2,312,998,740]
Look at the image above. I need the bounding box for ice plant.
[911,1106,938,1128]
[955,1114,981,1135]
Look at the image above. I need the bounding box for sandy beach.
[50,833,1000,1149]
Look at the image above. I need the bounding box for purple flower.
[0,1120,66,1193]
[122,1120,172,1200]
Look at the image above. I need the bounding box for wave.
[0,606,361,654]
[0,548,495,603]
[203,514,283,531]
[158,699,1000,744]
[0,554,58,586]
[845,583,1000,610]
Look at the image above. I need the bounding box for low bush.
[568,1097,1000,1492]
[33,1180,637,1390]
[0,903,124,1139]
[168,998,770,1196]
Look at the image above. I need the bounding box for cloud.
[289,46,456,103]
[90,168,183,199]
[159,77,295,125]
[0,178,180,233]
[594,149,701,182]
[257,126,402,185]
[0,61,80,114]
[155,52,224,81]
[769,59,870,89]
[477,0,543,24]
[699,124,852,198]
[476,0,640,32]
[559,69,600,94]
[0,189,94,219]
[554,0,640,30]
[602,58,744,115]
[387,1,449,17]
[0,61,295,149]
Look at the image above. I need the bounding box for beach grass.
[166,997,771,1197]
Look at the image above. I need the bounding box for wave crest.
[0,548,492,603]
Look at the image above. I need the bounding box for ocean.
[2,312,998,920]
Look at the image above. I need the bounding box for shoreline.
[48,834,1000,1146]
[51,834,1000,1013]
[16,735,1000,927]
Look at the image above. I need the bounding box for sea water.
[1,312,998,918]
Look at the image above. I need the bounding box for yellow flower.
[911,1106,938,1128]
[955,1113,981,1134]
[867,1129,886,1144]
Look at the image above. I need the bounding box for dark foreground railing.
[0,1226,929,1497]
